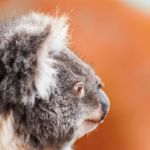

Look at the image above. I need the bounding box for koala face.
[0,12,110,150]
[51,50,110,141]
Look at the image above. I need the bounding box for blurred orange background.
[0,0,150,150]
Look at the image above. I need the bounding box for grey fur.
[0,12,109,150]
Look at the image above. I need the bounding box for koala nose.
[98,89,110,115]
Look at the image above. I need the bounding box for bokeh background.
[0,0,150,150]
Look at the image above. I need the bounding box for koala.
[0,12,110,150]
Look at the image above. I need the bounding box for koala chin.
[0,12,110,150]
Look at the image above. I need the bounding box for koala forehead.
[51,49,99,89]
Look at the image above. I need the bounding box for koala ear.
[21,13,69,103]
[30,13,69,100]
[15,12,70,102]
[0,12,69,106]
[16,12,69,51]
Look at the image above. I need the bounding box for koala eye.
[73,82,85,98]
[97,83,103,89]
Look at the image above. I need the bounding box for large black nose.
[98,89,110,114]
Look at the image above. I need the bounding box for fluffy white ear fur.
[16,12,69,51]
[16,12,69,101]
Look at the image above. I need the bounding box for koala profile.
[0,12,110,150]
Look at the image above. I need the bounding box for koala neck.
[0,112,73,150]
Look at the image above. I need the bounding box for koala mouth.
[75,114,105,139]
[85,118,103,124]
[85,113,106,124]
[85,119,100,124]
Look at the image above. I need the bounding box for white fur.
[61,143,73,150]
[35,22,58,100]
[0,113,26,150]
[48,15,69,51]
[16,13,51,34]
[0,113,15,150]
[16,12,69,51]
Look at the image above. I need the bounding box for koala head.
[0,12,110,150]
